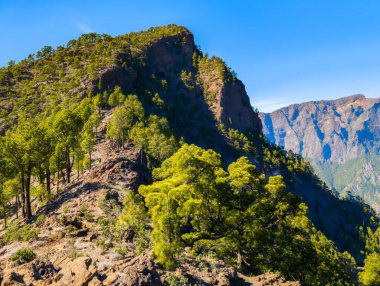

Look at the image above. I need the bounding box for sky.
[1,0,380,112]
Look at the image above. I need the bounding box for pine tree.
[360,227,380,285]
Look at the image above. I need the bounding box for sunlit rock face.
[260,94,380,211]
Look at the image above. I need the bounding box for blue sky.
[1,0,380,112]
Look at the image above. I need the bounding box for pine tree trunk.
[77,158,80,179]
[3,207,7,229]
[237,248,243,270]
[60,169,66,183]
[21,168,26,218]
[16,195,19,218]
[25,165,32,220]
[39,164,44,184]
[66,148,71,183]
[46,167,51,194]
[57,166,60,193]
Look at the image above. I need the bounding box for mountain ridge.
[268,94,378,112]
[260,93,380,211]
[0,25,377,285]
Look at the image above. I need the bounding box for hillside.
[0,25,378,285]
[260,94,380,211]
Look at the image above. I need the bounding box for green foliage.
[115,244,129,257]
[152,93,164,108]
[11,248,36,263]
[366,227,380,255]
[130,115,178,164]
[68,251,82,260]
[180,70,194,90]
[97,239,113,251]
[360,226,380,285]
[360,253,380,285]
[108,86,125,107]
[93,93,105,112]
[134,227,151,255]
[124,145,354,285]
[106,94,145,146]
[120,190,148,230]
[97,202,126,245]
[166,273,191,286]
[35,214,46,226]
[227,128,252,153]
[197,54,236,105]
[106,93,178,164]
[3,223,40,243]
[315,154,380,207]
[138,144,229,269]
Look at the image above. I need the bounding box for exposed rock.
[260,94,380,163]
[31,260,60,280]
[246,273,301,286]
[260,94,380,211]
[87,143,152,191]
[59,214,83,229]
[1,271,25,285]
[114,252,161,286]
[56,256,96,286]
[69,228,89,238]
[104,190,119,202]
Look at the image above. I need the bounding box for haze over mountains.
[260,94,380,211]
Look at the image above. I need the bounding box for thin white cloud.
[76,23,94,34]
[252,98,291,113]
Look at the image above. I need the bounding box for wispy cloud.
[252,98,291,113]
[76,23,94,34]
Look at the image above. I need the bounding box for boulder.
[31,260,60,280]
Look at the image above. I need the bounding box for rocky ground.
[0,115,300,286]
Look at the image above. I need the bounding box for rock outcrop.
[260,94,380,211]
[260,94,380,163]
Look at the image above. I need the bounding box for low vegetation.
[11,248,36,264]
[3,223,40,243]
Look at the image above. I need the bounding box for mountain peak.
[260,94,380,211]
[326,93,366,104]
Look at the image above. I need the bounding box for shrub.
[83,212,93,222]
[11,248,36,263]
[97,239,113,251]
[134,228,150,255]
[115,244,128,257]
[35,214,46,226]
[68,251,82,260]
[166,273,191,286]
[3,223,40,243]
[80,204,89,213]
[57,231,65,240]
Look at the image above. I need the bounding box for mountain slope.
[260,94,380,211]
[0,25,377,284]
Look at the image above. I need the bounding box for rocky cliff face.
[260,94,380,163]
[95,29,262,137]
[260,94,380,210]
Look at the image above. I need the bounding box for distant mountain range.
[260,94,380,211]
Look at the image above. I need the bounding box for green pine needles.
[121,144,355,285]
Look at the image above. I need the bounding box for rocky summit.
[260,94,380,211]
